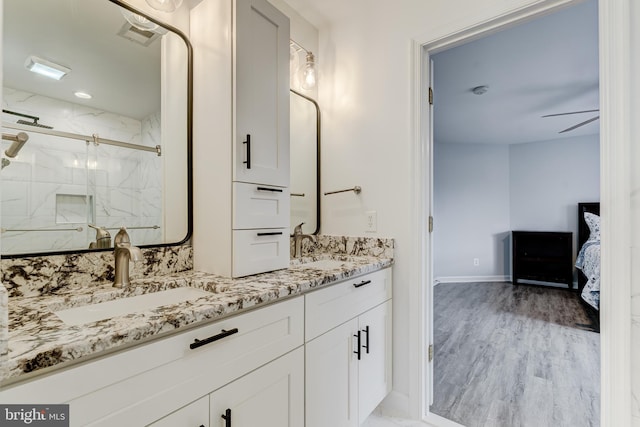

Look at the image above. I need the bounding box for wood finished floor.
[429,282,600,427]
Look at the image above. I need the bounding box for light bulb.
[120,9,159,31]
[146,0,184,12]
[301,52,317,90]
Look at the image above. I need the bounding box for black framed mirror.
[290,89,320,235]
[1,0,192,257]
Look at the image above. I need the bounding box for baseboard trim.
[377,390,410,418]
[434,275,510,285]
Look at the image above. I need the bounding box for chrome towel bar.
[324,186,361,196]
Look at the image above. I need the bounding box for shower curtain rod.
[2,121,162,156]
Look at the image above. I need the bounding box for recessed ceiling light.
[74,91,92,99]
[25,55,70,80]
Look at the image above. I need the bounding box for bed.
[575,202,600,331]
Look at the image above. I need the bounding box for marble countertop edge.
[2,256,393,384]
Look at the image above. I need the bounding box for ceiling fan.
[542,109,600,133]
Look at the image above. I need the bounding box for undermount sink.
[54,287,212,326]
[301,259,350,270]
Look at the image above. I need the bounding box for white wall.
[306,0,554,403]
[629,1,640,424]
[434,143,511,280]
[290,0,636,409]
[510,135,600,252]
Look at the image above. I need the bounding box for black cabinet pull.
[243,134,251,169]
[353,280,372,288]
[362,325,370,354]
[221,408,232,427]
[256,232,283,236]
[256,186,283,193]
[354,330,362,360]
[189,328,239,350]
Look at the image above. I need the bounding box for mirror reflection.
[1,0,190,256]
[290,89,320,235]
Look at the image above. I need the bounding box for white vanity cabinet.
[192,0,290,277]
[1,297,304,427]
[148,395,209,427]
[209,347,304,427]
[305,268,393,427]
[150,347,304,427]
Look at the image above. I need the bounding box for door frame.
[408,0,631,425]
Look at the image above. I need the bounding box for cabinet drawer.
[233,182,290,229]
[148,395,208,427]
[233,229,289,277]
[3,297,304,427]
[305,268,392,341]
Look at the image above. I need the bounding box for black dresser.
[512,231,573,288]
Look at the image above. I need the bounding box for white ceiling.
[280,0,599,146]
[3,0,162,120]
[432,0,599,145]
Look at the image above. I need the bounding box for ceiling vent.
[117,22,160,47]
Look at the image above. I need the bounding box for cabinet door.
[357,301,393,423]
[209,347,303,427]
[306,319,359,427]
[235,0,290,187]
[148,396,209,427]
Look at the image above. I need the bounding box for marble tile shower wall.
[1,87,162,254]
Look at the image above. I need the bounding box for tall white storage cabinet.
[192,0,291,277]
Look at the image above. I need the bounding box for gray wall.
[434,134,600,281]
[434,143,511,280]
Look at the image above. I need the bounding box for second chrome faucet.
[113,227,143,288]
[291,222,316,258]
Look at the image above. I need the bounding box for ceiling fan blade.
[542,109,600,118]
[559,115,600,133]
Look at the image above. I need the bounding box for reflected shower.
[2,131,29,169]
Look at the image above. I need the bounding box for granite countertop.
[2,254,392,384]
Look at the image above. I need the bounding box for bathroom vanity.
[0,238,394,427]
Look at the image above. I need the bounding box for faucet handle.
[294,222,305,235]
[114,227,131,246]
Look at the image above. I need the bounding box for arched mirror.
[290,89,320,235]
[1,0,192,256]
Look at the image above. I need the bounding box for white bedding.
[575,239,600,310]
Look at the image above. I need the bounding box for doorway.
[428,2,600,425]
[408,0,632,426]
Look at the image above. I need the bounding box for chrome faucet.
[291,222,316,258]
[88,224,111,249]
[113,227,143,288]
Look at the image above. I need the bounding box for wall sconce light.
[290,40,318,90]
[145,0,183,12]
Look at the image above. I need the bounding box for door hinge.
[428,87,434,105]
[428,344,434,362]
[428,216,433,233]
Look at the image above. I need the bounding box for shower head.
[2,109,53,129]
[4,132,29,158]
[16,119,53,129]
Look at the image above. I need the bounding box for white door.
[305,319,359,427]
[209,348,304,427]
[357,301,393,423]
[235,0,290,187]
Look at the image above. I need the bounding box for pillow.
[584,212,600,242]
